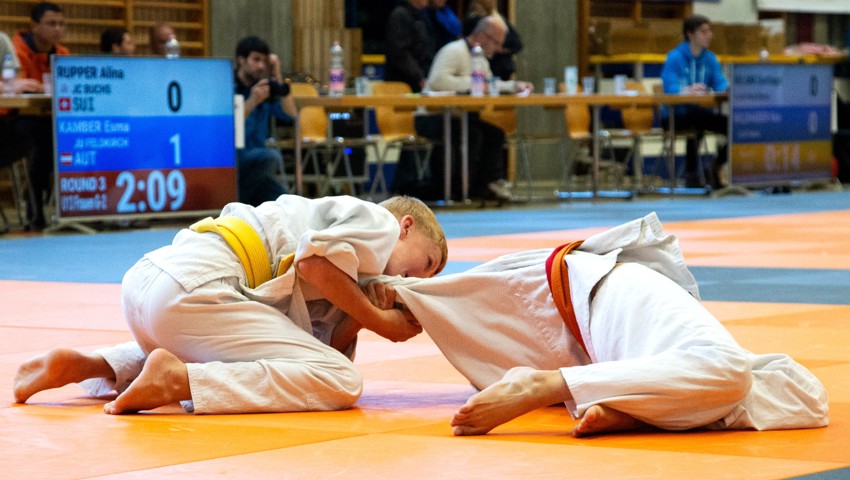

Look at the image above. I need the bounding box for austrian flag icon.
[60,152,73,165]
[58,97,71,111]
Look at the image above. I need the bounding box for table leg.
[591,104,600,198]
[294,110,303,195]
[461,111,469,202]
[667,107,676,192]
[443,108,452,204]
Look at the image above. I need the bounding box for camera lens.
[267,78,290,102]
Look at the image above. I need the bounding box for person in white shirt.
[397,16,532,202]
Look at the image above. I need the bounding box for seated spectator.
[12,2,69,228]
[384,0,436,93]
[463,0,523,81]
[233,35,295,206]
[1,31,40,94]
[1,32,38,173]
[385,0,440,201]
[660,14,729,189]
[148,22,175,56]
[400,15,531,202]
[12,2,68,91]
[427,0,462,50]
[100,27,136,55]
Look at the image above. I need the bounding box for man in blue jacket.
[233,35,295,205]
[661,15,728,189]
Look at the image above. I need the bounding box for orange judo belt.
[545,241,587,357]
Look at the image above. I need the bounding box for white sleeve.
[295,197,400,280]
[1,33,21,69]
[426,42,472,93]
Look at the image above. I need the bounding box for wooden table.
[293,93,595,203]
[589,53,844,80]
[0,94,52,115]
[294,92,726,202]
[3,92,724,201]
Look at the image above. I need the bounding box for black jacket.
[384,2,436,92]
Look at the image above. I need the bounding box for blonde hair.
[380,196,448,274]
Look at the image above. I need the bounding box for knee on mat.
[711,347,753,404]
[312,362,364,410]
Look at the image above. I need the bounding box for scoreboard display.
[52,56,236,221]
[728,63,834,187]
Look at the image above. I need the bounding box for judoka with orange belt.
[373,213,829,436]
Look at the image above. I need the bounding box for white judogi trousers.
[80,195,402,414]
[81,258,361,413]
[387,213,829,431]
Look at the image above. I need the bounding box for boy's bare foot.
[103,348,190,414]
[450,367,569,436]
[14,348,114,403]
[572,404,648,437]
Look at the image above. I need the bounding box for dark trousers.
[13,117,52,227]
[664,108,728,186]
[0,117,33,168]
[236,147,287,206]
[391,113,505,200]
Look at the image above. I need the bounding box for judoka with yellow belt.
[14,195,447,414]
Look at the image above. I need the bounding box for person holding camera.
[234,35,296,205]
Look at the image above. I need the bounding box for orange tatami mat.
[447,210,850,269]
[2,210,849,479]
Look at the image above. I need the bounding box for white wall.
[694,1,758,24]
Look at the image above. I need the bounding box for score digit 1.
[170,133,181,166]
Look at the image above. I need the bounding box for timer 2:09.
[115,170,186,213]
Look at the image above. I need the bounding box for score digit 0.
[168,81,182,112]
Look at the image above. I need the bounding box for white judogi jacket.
[386,213,829,431]
[83,195,399,413]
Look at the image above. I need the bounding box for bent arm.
[298,256,421,343]
[427,45,473,92]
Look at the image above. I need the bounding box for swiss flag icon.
[58,97,71,111]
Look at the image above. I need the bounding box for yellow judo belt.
[190,216,294,289]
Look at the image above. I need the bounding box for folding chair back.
[368,81,433,198]
[370,81,417,141]
[289,82,327,142]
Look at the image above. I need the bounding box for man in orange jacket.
[11,2,69,228]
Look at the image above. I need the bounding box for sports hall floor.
[2,190,850,479]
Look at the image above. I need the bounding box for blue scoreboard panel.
[729,63,834,186]
[52,56,236,220]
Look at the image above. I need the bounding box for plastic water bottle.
[329,41,345,96]
[470,43,486,97]
[165,37,180,59]
[2,54,16,95]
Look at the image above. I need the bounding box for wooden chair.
[614,79,665,190]
[482,89,573,201]
[368,81,433,198]
[0,143,32,233]
[652,83,714,189]
[560,83,620,193]
[480,105,525,200]
[267,82,378,197]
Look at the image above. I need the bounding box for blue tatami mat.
[2,190,849,287]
